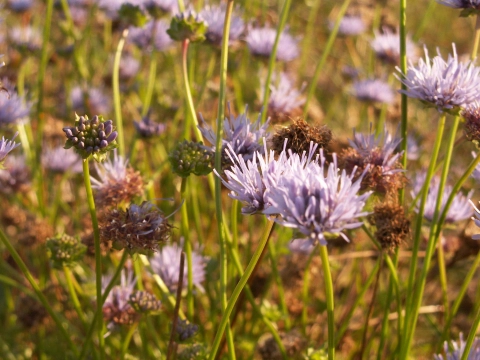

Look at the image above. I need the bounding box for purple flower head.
[42,147,82,173]
[472,152,480,182]
[245,26,299,62]
[199,106,270,163]
[0,78,32,126]
[7,0,34,12]
[263,150,372,245]
[128,19,173,52]
[437,0,480,9]
[9,26,42,52]
[142,0,179,14]
[264,72,305,121]
[200,4,244,46]
[91,150,128,190]
[96,0,144,19]
[330,15,366,36]
[119,54,140,80]
[434,333,480,360]
[411,173,473,223]
[352,79,395,104]
[0,132,20,164]
[71,86,112,116]
[0,155,30,194]
[371,27,418,65]
[150,241,207,293]
[396,44,480,112]
[133,115,166,138]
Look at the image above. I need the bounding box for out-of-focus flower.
[133,115,166,138]
[129,290,162,313]
[463,101,480,145]
[71,86,112,116]
[0,132,20,164]
[404,135,421,161]
[42,146,82,173]
[100,201,172,252]
[411,173,473,223]
[129,19,173,52]
[264,72,305,123]
[7,0,34,13]
[9,26,42,52]
[142,0,179,16]
[90,151,143,207]
[102,269,137,329]
[437,0,480,10]
[150,241,207,292]
[119,54,140,81]
[0,155,30,194]
[199,107,270,167]
[46,234,87,269]
[472,152,480,182]
[352,79,395,104]
[175,319,199,341]
[396,44,480,112]
[245,26,300,62]
[434,333,480,360]
[330,15,366,36]
[167,9,208,43]
[200,4,244,46]
[0,78,32,126]
[96,0,143,19]
[168,140,214,177]
[63,114,118,162]
[371,27,418,65]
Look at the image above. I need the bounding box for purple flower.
[371,27,418,65]
[411,173,473,223]
[437,0,480,9]
[472,152,480,182]
[96,0,144,19]
[133,115,166,138]
[9,26,42,52]
[0,78,32,126]
[128,20,173,52]
[352,79,395,104]
[396,44,480,112]
[200,4,244,46]
[0,155,30,194]
[434,333,480,360]
[42,147,82,173]
[0,132,20,164]
[245,26,299,62]
[265,72,305,119]
[71,86,112,116]
[149,241,207,292]
[330,15,366,36]
[118,54,140,80]
[142,0,179,13]
[7,0,34,12]
[91,150,129,190]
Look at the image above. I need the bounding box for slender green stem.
[167,252,185,360]
[260,0,293,124]
[113,29,129,158]
[413,0,436,41]
[180,178,194,318]
[303,0,352,119]
[436,231,449,321]
[208,220,275,360]
[472,15,480,60]
[177,0,185,12]
[461,305,480,360]
[0,228,78,356]
[142,54,158,117]
[299,0,322,79]
[120,323,138,360]
[82,160,104,359]
[319,245,335,360]
[399,0,408,204]
[301,246,317,334]
[63,266,87,326]
[268,241,291,329]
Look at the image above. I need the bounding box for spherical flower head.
[0,132,21,166]
[199,4,244,46]
[265,72,305,123]
[434,333,480,360]
[437,0,480,16]
[167,9,208,43]
[42,146,82,173]
[100,201,172,253]
[175,319,199,341]
[371,27,418,65]
[46,233,87,269]
[129,290,162,314]
[63,114,118,162]
[245,26,300,62]
[0,78,32,126]
[352,79,395,104]
[149,241,207,293]
[396,44,480,113]
[102,269,137,329]
[133,114,166,138]
[168,140,214,177]
[330,15,366,36]
[129,20,173,52]
[199,107,271,167]
[8,0,34,13]
[90,151,144,207]
[9,26,42,53]
[263,151,372,245]
[71,86,112,116]
[411,173,473,223]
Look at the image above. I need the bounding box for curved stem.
[208,220,275,360]
[82,160,104,359]
[113,29,129,158]
[260,0,293,124]
[319,245,335,360]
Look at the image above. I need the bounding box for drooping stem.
[113,29,129,158]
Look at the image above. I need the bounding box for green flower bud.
[46,234,86,269]
[167,10,208,43]
[168,140,214,177]
[118,3,148,27]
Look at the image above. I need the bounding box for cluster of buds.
[175,319,199,341]
[129,290,162,313]
[167,10,208,43]
[168,140,214,178]
[46,234,87,269]
[63,114,118,162]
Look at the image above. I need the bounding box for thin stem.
[299,0,322,79]
[0,228,78,356]
[167,252,186,360]
[113,29,129,158]
[63,266,87,326]
[260,0,293,124]
[142,53,158,117]
[319,245,335,360]
[268,241,291,329]
[472,15,480,60]
[461,305,480,360]
[180,178,194,318]
[120,323,138,360]
[303,0,352,119]
[208,220,276,360]
[82,160,104,360]
[437,231,449,321]
[399,0,408,204]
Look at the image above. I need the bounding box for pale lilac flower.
[405,135,421,161]
[128,20,173,52]
[150,241,207,292]
[352,79,395,104]
[0,132,20,163]
[199,107,270,162]
[119,54,140,80]
[90,150,128,190]
[7,0,34,12]
[434,333,480,360]
[133,115,166,138]
[0,79,31,126]
[0,155,30,193]
[200,4,244,46]
[142,0,178,13]
[96,0,144,19]
[265,72,305,117]
[9,26,42,52]
[331,15,366,36]
[71,86,111,115]
[245,26,299,62]
[288,240,316,254]
[42,147,82,173]
[371,27,418,65]
[472,152,480,182]
[437,0,480,9]
[396,44,480,112]
[411,173,473,223]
